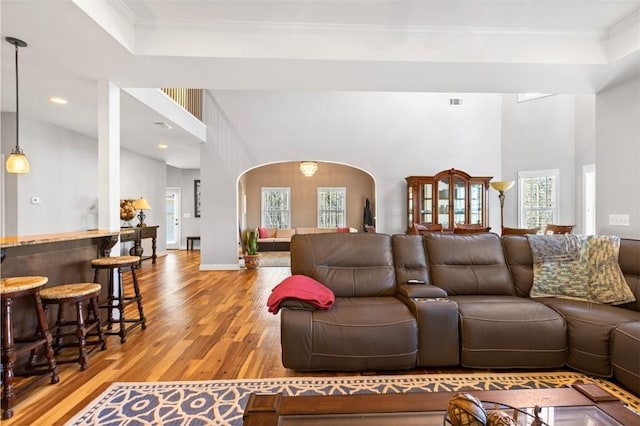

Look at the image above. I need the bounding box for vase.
[244,254,260,269]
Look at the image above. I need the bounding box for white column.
[97,80,121,254]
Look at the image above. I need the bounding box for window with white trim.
[518,169,559,229]
[261,187,290,228]
[317,187,346,228]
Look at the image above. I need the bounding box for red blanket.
[267,275,335,314]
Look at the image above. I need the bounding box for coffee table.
[243,385,638,425]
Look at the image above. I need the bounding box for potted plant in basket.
[243,228,260,269]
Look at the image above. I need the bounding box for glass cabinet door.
[437,178,450,229]
[453,177,466,226]
[407,185,414,225]
[421,183,433,224]
[469,182,484,224]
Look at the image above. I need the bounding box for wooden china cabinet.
[406,169,492,232]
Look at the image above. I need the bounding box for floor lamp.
[490,180,515,232]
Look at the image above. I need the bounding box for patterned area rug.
[66,372,639,425]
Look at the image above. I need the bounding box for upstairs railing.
[161,88,203,121]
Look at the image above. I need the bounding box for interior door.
[166,188,180,250]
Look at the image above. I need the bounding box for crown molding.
[136,18,607,40]
[110,0,137,26]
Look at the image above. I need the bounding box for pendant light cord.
[5,37,27,153]
[14,41,20,151]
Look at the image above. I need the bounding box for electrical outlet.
[609,214,630,226]
[31,196,42,205]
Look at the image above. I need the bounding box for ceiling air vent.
[154,122,172,130]
[449,98,463,106]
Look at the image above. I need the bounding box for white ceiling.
[2,0,639,169]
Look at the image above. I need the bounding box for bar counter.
[1,229,120,249]
[1,229,120,336]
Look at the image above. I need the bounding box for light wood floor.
[5,250,301,425]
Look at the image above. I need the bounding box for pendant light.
[300,161,318,177]
[5,37,30,174]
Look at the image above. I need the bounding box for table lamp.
[132,198,152,227]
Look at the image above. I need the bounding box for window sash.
[518,169,559,229]
[317,187,346,228]
[261,187,290,228]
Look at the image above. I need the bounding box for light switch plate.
[609,214,630,226]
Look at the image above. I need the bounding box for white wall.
[596,76,640,238]
[121,148,168,255]
[2,114,99,235]
[501,94,577,229]
[574,95,597,234]
[200,91,503,269]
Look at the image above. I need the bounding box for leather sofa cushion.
[540,298,640,377]
[611,321,640,395]
[620,239,640,276]
[502,235,535,297]
[392,234,431,285]
[281,297,418,371]
[451,296,566,369]
[291,233,396,297]
[425,233,516,295]
[620,239,640,312]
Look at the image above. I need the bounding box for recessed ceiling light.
[49,96,68,105]
[158,144,168,149]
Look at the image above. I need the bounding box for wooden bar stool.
[1,276,59,420]
[91,256,146,343]
[39,283,107,371]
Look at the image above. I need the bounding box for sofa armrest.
[279,299,318,311]
[396,292,459,367]
[397,283,448,299]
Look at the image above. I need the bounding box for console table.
[120,226,158,266]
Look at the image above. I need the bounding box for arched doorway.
[238,161,376,239]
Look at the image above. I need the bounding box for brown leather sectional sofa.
[281,232,640,395]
